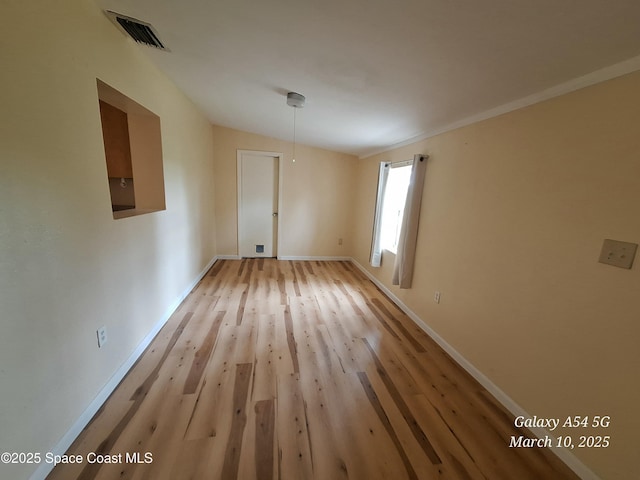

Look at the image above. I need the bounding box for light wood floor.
[48,259,579,480]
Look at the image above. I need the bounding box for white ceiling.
[97,0,640,157]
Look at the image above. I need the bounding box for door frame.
[237,149,284,258]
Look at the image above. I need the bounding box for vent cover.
[105,11,168,51]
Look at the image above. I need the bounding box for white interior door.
[238,151,280,258]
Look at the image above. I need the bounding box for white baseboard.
[277,255,351,261]
[30,255,218,480]
[216,255,350,261]
[349,258,600,480]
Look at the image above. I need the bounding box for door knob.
[273,212,278,217]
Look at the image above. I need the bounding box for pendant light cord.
[286,91,305,163]
[293,107,297,162]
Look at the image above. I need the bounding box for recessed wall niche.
[97,79,166,219]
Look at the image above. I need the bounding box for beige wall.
[212,125,357,258]
[0,2,216,478]
[352,71,640,479]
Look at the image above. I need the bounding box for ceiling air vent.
[105,11,169,51]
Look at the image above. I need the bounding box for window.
[380,162,412,253]
[97,80,166,219]
[370,159,413,267]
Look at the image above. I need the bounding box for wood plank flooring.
[47,259,579,480]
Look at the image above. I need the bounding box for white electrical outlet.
[97,326,108,348]
[434,291,441,304]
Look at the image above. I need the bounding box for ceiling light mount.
[287,92,306,108]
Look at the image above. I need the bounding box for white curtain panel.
[392,154,428,288]
[369,162,390,267]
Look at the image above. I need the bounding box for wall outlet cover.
[598,239,637,269]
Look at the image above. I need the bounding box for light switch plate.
[598,239,637,269]
[97,326,108,348]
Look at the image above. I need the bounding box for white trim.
[277,154,284,256]
[216,254,242,260]
[30,255,218,480]
[349,258,600,480]
[237,150,284,258]
[360,54,640,160]
[390,159,413,168]
[277,255,351,261]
